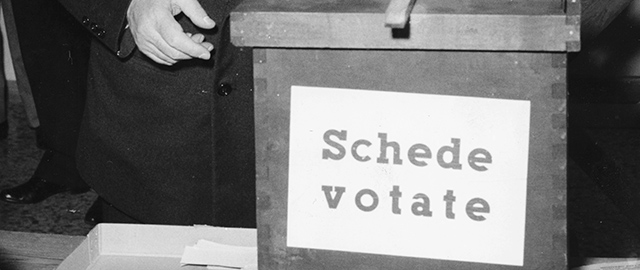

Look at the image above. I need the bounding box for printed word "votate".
[322,185,490,221]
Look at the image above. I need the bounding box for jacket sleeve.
[56,0,136,58]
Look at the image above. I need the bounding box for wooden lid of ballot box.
[232,0,639,50]
[231,0,581,51]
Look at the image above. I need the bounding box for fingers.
[189,33,214,51]
[132,17,213,65]
[176,0,216,29]
[140,46,176,66]
[126,0,215,65]
[188,33,203,43]
[138,32,214,66]
[157,21,212,60]
[129,18,183,65]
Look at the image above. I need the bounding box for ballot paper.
[180,239,257,269]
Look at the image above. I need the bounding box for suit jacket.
[57,0,256,227]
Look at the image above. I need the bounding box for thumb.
[177,0,216,29]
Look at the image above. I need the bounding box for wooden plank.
[0,230,84,270]
[234,0,563,15]
[384,0,417,28]
[232,12,578,51]
[231,0,578,51]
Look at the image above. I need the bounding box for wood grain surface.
[0,230,84,270]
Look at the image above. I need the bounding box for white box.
[56,223,256,270]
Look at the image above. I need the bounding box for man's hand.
[127,0,215,65]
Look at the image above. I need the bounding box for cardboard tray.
[56,223,256,270]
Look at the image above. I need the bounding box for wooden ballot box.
[231,0,579,269]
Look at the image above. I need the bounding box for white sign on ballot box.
[287,86,531,266]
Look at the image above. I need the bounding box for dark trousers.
[10,0,90,189]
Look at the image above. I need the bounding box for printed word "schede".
[322,130,492,171]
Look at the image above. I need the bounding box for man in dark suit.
[56,0,256,226]
[0,0,91,205]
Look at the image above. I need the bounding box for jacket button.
[96,29,106,38]
[90,23,99,31]
[82,16,90,26]
[217,83,233,96]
